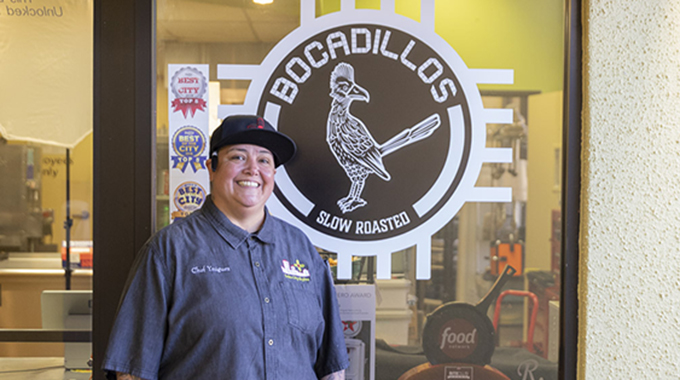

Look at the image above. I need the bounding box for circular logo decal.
[437,318,478,360]
[217,4,513,279]
[173,181,206,219]
[171,125,207,173]
[342,320,363,338]
[258,24,470,242]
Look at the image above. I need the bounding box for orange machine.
[490,243,523,276]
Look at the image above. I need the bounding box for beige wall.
[581,0,680,377]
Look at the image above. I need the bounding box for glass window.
[156,1,565,379]
[0,0,93,375]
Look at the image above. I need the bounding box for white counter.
[0,253,92,275]
[0,357,89,380]
[0,253,92,358]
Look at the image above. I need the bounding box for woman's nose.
[242,157,259,175]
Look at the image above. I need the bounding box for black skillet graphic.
[422,265,517,366]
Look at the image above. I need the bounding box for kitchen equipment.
[490,243,524,277]
[346,338,366,380]
[492,290,538,353]
[0,144,55,252]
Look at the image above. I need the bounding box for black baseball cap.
[210,115,297,167]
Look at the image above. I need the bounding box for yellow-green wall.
[319,0,565,93]
[526,91,563,270]
[437,0,564,93]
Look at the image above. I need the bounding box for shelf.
[423,298,443,307]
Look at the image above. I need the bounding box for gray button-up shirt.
[103,195,348,380]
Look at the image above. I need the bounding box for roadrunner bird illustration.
[327,62,442,214]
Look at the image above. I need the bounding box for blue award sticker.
[172,181,206,220]
[171,126,207,173]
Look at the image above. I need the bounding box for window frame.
[91,1,582,378]
[559,0,582,378]
[92,0,156,375]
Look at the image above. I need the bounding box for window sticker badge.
[343,320,363,338]
[171,125,207,173]
[172,181,206,220]
[170,66,208,118]
[217,0,514,280]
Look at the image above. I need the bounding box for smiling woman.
[208,143,278,232]
[103,114,351,379]
[206,115,295,231]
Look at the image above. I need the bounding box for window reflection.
[0,139,93,360]
[0,0,93,371]
[156,1,564,379]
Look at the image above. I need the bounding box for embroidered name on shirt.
[191,265,230,274]
[281,259,310,282]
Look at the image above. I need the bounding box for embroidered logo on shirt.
[191,265,230,274]
[281,259,310,282]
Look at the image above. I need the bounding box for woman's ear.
[207,158,215,181]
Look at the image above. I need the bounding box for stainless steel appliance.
[0,143,54,253]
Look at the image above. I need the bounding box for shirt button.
[268,339,274,346]
[264,297,270,303]
[254,261,260,267]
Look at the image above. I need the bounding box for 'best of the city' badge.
[170,66,207,118]
[172,181,206,220]
[171,126,207,173]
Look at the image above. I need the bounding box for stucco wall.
[581,0,680,377]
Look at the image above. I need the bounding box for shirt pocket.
[280,281,324,334]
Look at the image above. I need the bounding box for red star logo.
[343,320,358,332]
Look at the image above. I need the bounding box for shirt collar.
[201,195,275,247]
[255,210,276,244]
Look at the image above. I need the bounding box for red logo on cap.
[247,118,266,129]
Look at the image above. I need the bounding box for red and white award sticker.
[170,66,207,118]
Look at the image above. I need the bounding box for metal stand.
[64,148,72,290]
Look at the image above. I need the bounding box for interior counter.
[0,253,92,357]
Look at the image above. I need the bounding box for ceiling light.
[253,0,273,4]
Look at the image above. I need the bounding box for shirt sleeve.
[101,241,171,380]
[314,259,350,378]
